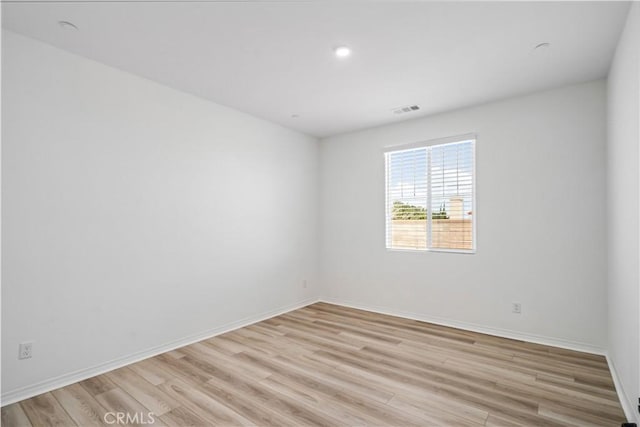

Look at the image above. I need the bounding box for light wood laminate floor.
[1,303,627,426]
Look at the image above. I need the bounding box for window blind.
[385,137,475,252]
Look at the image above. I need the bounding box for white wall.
[607,2,640,422]
[1,30,319,402]
[320,80,608,352]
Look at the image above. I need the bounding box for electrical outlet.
[18,342,33,360]
[302,280,308,289]
[512,303,522,314]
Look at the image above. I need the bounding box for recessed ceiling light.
[534,42,551,51]
[58,21,79,31]
[334,46,351,58]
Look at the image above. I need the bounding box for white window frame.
[384,133,477,254]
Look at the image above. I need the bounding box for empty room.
[1,1,639,426]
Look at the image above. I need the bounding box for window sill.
[386,248,476,255]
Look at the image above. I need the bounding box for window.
[384,135,476,253]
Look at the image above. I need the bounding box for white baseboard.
[0,297,320,407]
[607,354,639,424]
[320,297,607,355]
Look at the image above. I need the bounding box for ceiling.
[2,1,630,138]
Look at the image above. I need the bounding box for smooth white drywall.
[607,2,640,422]
[1,30,319,401]
[320,80,607,352]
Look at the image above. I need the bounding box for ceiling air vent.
[392,105,420,115]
